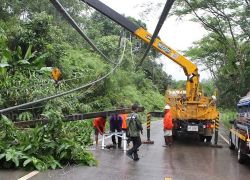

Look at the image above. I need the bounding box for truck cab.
[229,93,250,163]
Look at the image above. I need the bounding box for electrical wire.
[0,37,127,114]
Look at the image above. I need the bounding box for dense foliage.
[0,110,96,170]
[0,0,172,170]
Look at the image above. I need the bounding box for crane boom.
[82,0,199,101]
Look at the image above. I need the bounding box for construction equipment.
[80,0,219,143]
[229,93,250,163]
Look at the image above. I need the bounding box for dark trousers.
[127,136,141,159]
[110,126,122,147]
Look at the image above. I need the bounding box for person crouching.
[93,116,106,146]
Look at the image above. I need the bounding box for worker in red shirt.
[163,105,173,147]
[93,116,106,146]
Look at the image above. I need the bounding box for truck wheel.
[205,136,212,143]
[229,132,235,150]
[237,141,246,164]
[199,135,205,142]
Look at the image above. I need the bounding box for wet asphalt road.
[1,120,250,180]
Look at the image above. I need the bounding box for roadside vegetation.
[220,109,237,129]
[173,0,250,107]
[0,0,248,170]
[0,0,168,170]
[171,0,249,128]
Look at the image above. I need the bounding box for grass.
[220,109,237,129]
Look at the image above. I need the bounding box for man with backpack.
[126,104,143,161]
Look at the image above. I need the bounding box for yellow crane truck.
[81,0,219,143]
[229,93,250,163]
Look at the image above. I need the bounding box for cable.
[49,0,115,65]
[136,0,175,70]
[0,35,127,114]
[1,0,128,113]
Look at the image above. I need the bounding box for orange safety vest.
[163,111,173,130]
[120,114,128,129]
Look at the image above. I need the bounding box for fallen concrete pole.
[14,107,145,127]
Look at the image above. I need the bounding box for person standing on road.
[93,116,106,146]
[110,113,123,149]
[126,104,143,161]
[119,105,128,131]
[120,113,130,146]
[119,105,130,146]
[163,105,173,147]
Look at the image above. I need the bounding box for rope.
[0,33,127,114]
[136,0,175,70]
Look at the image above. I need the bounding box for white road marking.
[18,171,39,180]
[219,133,229,145]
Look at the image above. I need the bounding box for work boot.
[133,153,139,161]
[126,152,133,160]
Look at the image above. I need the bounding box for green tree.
[173,0,250,107]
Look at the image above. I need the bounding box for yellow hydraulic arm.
[82,0,200,101]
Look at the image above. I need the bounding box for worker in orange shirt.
[120,113,128,130]
[93,116,106,146]
[120,113,129,145]
[163,105,173,147]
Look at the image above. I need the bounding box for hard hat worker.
[163,105,173,147]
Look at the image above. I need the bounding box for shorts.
[94,127,104,135]
[164,130,172,136]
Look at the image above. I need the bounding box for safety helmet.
[164,105,170,110]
